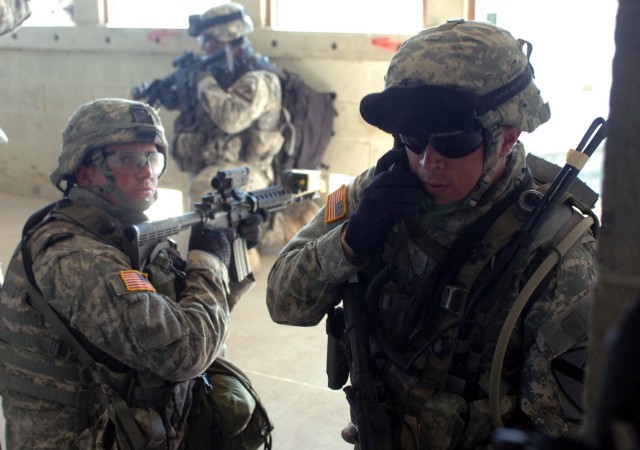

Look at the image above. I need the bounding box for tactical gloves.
[188,223,237,268]
[344,169,426,257]
[237,213,264,250]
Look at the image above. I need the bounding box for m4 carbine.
[123,166,323,281]
[130,48,226,111]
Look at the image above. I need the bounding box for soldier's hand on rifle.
[344,169,426,257]
[188,223,237,268]
[237,213,265,250]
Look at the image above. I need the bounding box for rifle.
[328,275,394,450]
[130,48,227,111]
[122,166,322,281]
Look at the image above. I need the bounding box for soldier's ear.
[76,164,101,187]
[499,126,522,157]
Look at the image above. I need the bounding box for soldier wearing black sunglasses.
[267,19,598,450]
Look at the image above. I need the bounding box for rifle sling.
[18,204,164,444]
[20,203,97,368]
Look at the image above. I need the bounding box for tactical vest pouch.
[89,374,193,450]
[94,400,166,450]
[186,357,274,450]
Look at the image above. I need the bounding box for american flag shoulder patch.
[325,184,348,223]
[120,270,156,293]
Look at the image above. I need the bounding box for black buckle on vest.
[78,363,99,389]
[440,283,468,316]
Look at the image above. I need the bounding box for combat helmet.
[50,98,167,211]
[51,98,167,189]
[188,3,254,42]
[360,19,550,206]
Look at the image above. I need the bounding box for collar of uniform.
[67,187,148,225]
[410,144,528,245]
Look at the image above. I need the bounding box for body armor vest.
[362,175,596,418]
[0,200,193,449]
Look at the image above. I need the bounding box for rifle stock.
[123,167,322,280]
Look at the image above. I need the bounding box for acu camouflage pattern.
[50,98,168,187]
[383,19,550,133]
[198,2,254,42]
[171,68,284,190]
[0,187,231,449]
[0,0,30,35]
[360,20,551,209]
[267,144,598,449]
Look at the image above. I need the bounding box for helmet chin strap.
[462,126,504,208]
[90,154,157,213]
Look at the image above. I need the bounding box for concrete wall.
[0,26,398,200]
[3,0,613,209]
[1,0,466,206]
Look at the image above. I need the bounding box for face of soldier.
[199,33,225,56]
[405,126,520,205]
[406,142,486,205]
[76,142,162,207]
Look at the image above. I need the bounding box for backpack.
[274,70,337,183]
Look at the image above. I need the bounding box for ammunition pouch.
[87,370,194,450]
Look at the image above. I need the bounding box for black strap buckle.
[440,283,468,316]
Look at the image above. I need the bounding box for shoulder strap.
[488,213,594,427]
[20,202,97,368]
[19,204,166,446]
[484,120,605,426]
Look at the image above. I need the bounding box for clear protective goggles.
[399,131,484,159]
[103,150,165,177]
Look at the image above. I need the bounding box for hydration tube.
[488,117,606,427]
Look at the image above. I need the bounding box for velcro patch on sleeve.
[119,270,156,293]
[325,184,348,223]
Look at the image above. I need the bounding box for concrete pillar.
[583,0,640,448]
[74,0,105,26]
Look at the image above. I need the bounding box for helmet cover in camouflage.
[189,2,254,42]
[0,0,31,36]
[360,19,550,136]
[50,98,168,187]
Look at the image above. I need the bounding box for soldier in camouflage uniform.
[0,98,261,448]
[173,2,283,199]
[173,2,315,269]
[267,20,598,449]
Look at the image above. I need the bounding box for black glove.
[344,169,426,257]
[188,223,237,268]
[237,213,264,250]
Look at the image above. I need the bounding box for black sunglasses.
[399,132,485,159]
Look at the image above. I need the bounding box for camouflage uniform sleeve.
[33,233,230,382]
[518,234,598,435]
[266,168,376,326]
[197,70,281,134]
